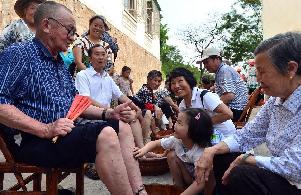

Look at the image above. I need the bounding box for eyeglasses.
[47,17,77,37]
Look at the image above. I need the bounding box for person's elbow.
[223,103,233,119]
[214,103,233,120]
[221,92,235,105]
[226,109,233,119]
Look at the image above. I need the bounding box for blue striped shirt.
[0,38,77,125]
[215,63,248,110]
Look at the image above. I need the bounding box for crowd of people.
[0,0,300,195]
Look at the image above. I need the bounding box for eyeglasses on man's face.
[47,17,77,37]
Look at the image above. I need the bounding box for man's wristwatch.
[242,152,254,162]
[102,109,107,120]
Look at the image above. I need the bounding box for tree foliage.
[179,0,262,66]
[180,16,223,79]
[160,24,201,82]
[218,0,263,63]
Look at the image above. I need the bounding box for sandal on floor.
[84,163,100,180]
[135,185,146,195]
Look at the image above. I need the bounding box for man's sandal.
[135,185,146,195]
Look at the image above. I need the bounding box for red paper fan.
[52,95,92,143]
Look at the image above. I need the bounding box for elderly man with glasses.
[0,1,147,195]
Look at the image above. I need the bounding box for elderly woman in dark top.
[133,70,163,143]
[0,0,45,52]
[196,32,301,195]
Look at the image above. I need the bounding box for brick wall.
[0,0,161,92]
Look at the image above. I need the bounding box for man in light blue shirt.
[199,47,248,121]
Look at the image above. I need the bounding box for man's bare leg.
[130,120,144,148]
[95,127,132,195]
[118,121,147,195]
[141,110,152,144]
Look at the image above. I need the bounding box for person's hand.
[44,118,74,139]
[129,78,133,84]
[109,101,134,122]
[136,109,143,121]
[120,110,136,123]
[133,147,148,158]
[76,62,87,71]
[195,147,216,184]
[222,154,255,185]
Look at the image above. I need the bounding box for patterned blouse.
[0,19,35,53]
[116,76,133,96]
[134,84,158,110]
[223,85,301,188]
[73,36,113,71]
[155,88,170,107]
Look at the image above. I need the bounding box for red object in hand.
[66,95,92,121]
[145,102,155,111]
[52,95,92,143]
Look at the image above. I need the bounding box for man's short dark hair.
[201,75,214,85]
[87,44,106,57]
[122,66,131,73]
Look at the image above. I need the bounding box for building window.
[146,0,153,35]
[124,0,137,18]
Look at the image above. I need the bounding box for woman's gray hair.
[147,70,162,80]
[254,32,301,75]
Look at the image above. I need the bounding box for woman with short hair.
[196,32,301,195]
[0,0,45,53]
[169,67,236,142]
[133,70,164,143]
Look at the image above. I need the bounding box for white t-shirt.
[161,136,203,166]
[179,87,235,138]
[75,67,123,107]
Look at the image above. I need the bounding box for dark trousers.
[213,153,301,195]
[230,109,243,122]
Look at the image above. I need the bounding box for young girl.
[134,108,214,195]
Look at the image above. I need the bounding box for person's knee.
[118,120,132,136]
[97,127,119,149]
[167,150,177,162]
[144,110,152,120]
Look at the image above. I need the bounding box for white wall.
[262,0,301,39]
[79,0,160,59]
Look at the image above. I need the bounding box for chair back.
[235,87,261,128]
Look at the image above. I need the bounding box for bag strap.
[200,90,209,108]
